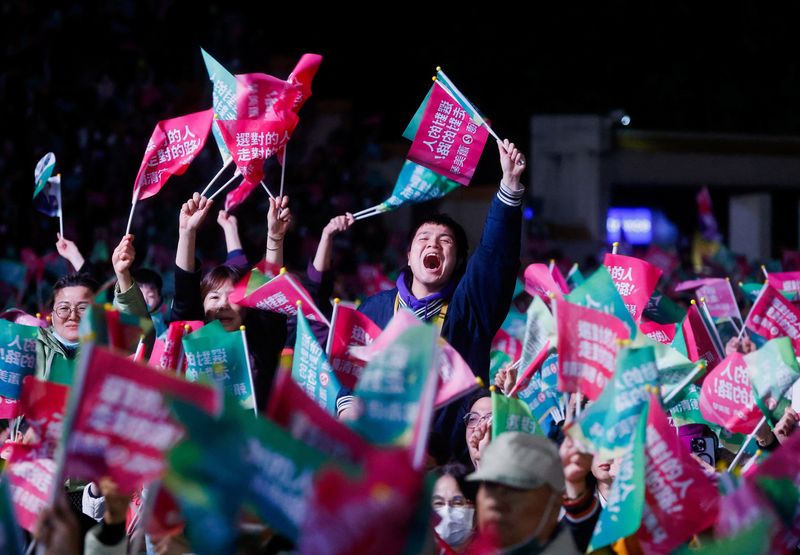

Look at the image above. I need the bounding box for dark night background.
[3,1,800,306]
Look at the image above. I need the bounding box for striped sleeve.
[497,181,525,207]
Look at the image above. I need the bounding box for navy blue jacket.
[357,195,521,460]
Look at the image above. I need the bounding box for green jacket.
[35,280,151,382]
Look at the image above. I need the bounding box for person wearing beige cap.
[467,432,580,554]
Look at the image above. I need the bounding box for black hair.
[200,265,243,302]
[404,213,470,286]
[51,273,100,306]
[432,461,479,503]
[131,267,163,293]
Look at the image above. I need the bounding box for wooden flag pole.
[200,158,233,196]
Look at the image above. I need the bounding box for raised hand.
[55,233,85,271]
[468,418,492,469]
[179,193,213,234]
[321,213,355,239]
[268,195,292,240]
[498,139,526,190]
[112,234,136,291]
[217,209,238,233]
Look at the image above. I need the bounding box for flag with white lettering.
[603,253,663,323]
[327,302,381,389]
[745,284,800,351]
[0,320,37,401]
[293,310,341,414]
[230,269,329,326]
[699,353,761,434]
[743,337,800,425]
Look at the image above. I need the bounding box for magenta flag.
[406,82,489,186]
[555,299,630,400]
[768,271,800,298]
[491,328,523,361]
[638,394,720,553]
[435,341,479,408]
[745,284,800,351]
[284,54,323,112]
[551,264,570,294]
[699,352,761,434]
[267,367,371,465]
[524,263,564,305]
[681,303,724,370]
[5,377,68,532]
[230,270,330,326]
[133,109,214,201]
[674,278,717,292]
[697,279,740,320]
[235,72,289,119]
[327,303,381,389]
[62,345,221,493]
[0,396,19,419]
[148,320,204,373]
[348,309,421,362]
[603,253,663,323]
[508,340,551,397]
[640,319,677,345]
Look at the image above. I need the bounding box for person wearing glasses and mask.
[36,234,150,382]
[431,462,478,553]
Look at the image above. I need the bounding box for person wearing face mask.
[431,463,478,553]
[170,192,290,410]
[336,141,527,461]
[467,432,580,554]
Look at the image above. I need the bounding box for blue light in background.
[607,207,653,244]
[523,207,535,220]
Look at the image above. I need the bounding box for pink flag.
[235,72,290,119]
[697,279,740,320]
[523,263,564,305]
[435,340,480,408]
[603,253,663,323]
[327,303,381,389]
[768,272,800,298]
[284,54,323,112]
[348,309,421,362]
[508,340,551,397]
[267,367,371,465]
[230,270,330,326]
[62,345,221,493]
[674,278,717,292]
[5,377,69,532]
[681,303,724,370]
[715,478,791,554]
[640,319,677,345]
[638,394,720,554]
[555,299,630,400]
[132,109,214,201]
[407,82,489,186]
[699,353,761,434]
[745,284,800,351]
[148,320,204,372]
[550,264,569,294]
[491,328,523,361]
[356,263,394,298]
[0,396,19,419]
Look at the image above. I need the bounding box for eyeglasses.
[432,495,473,510]
[53,303,89,320]
[463,412,492,430]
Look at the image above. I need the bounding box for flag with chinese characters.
[603,253,663,323]
[676,278,741,320]
[490,328,523,384]
[327,302,381,389]
[676,302,724,370]
[699,353,761,434]
[351,324,437,446]
[230,269,329,325]
[519,295,557,374]
[201,48,240,163]
[637,393,720,554]
[78,303,153,354]
[640,319,677,345]
[406,82,489,186]
[566,266,637,337]
[491,389,543,437]
[148,320,204,372]
[515,351,564,425]
[369,160,461,215]
[4,377,68,532]
[745,284,800,351]
[235,54,322,120]
[267,367,372,465]
[523,263,564,305]
[62,344,221,493]
[293,310,341,415]
[743,337,800,425]
[182,321,254,410]
[556,299,631,400]
[0,320,38,401]
[435,339,480,408]
[132,109,214,201]
[768,271,800,300]
[567,346,658,459]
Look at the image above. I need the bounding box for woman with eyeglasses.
[431,462,478,553]
[36,234,150,383]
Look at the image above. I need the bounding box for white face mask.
[434,506,475,547]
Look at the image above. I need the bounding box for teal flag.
[183,321,254,409]
[517,352,562,424]
[402,74,485,141]
[33,152,56,199]
[0,320,38,399]
[402,85,434,141]
[201,48,238,163]
[352,324,437,446]
[567,346,658,459]
[671,518,771,555]
[588,403,646,551]
[566,266,585,289]
[744,337,800,425]
[293,310,341,414]
[375,160,460,214]
[566,266,637,337]
[491,389,544,437]
[0,479,24,555]
[643,289,687,324]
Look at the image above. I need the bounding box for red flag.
[699,353,761,434]
[327,303,381,389]
[435,340,479,408]
[235,72,289,119]
[132,109,214,201]
[267,367,371,465]
[640,319,677,345]
[550,264,569,294]
[284,54,323,112]
[767,272,800,299]
[603,253,663,323]
[0,396,19,419]
[144,484,186,539]
[5,377,69,532]
[62,345,221,493]
[523,263,564,305]
[491,328,523,361]
[230,270,329,326]
[148,321,204,372]
[356,263,394,298]
[508,340,551,397]
[638,394,720,553]
[555,299,631,400]
[681,303,724,370]
[407,82,489,186]
[745,284,800,350]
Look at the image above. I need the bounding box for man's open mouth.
[423,253,441,270]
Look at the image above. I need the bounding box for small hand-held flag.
[33,152,64,236]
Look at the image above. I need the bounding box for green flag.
[293,309,341,415]
[182,321,254,410]
[376,160,460,214]
[352,324,437,446]
[643,289,687,324]
[566,266,637,337]
[491,389,544,437]
[588,403,646,551]
[743,337,800,425]
[78,303,153,353]
[671,517,771,555]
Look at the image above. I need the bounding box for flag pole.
[736,282,767,342]
[354,208,386,222]
[435,68,501,142]
[200,159,233,196]
[761,265,769,280]
[278,143,287,199]
[125,194,139,236]
[566,262,579,281]
[661,361,706,406]
[56,174,64,238]
[260,181,275,200]
[208,172,241,201]
[352,204,383,218]
[727,415,767,473]
[611,241,619,255]
[325,298,340,356]
[240,325,258,417]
